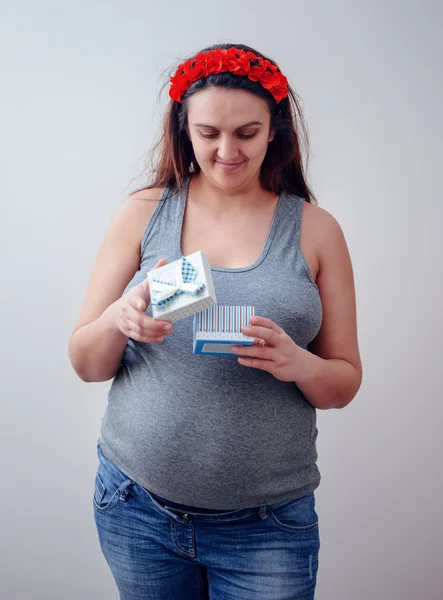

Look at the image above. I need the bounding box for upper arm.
[70,188,164,336]
[308,208,363,379]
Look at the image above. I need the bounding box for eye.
[199,133,257,140]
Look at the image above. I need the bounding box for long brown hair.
[136,43,317,204]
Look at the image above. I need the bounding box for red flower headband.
[169,47,289,104]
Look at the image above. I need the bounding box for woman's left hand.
[231,315,302,382]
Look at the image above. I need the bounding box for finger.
[152,258,168,269]
[237,356,273,372]
[125,301,148,324]
[127,328,166,344]
[126,319,171,343]
[128,320,173,339]
[123,305,173,336]
[118,321,162,343]
[248,315,285,335]
[146,258,168,278]
[138,316,173,336]
[240,324,280,346]
[128,294,147,312]
[230,344,274,360]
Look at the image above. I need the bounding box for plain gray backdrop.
[1,1,442,598]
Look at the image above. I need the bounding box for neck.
[189,172,275,215]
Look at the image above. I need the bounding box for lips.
[216,160,245,170]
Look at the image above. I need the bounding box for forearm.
[68,300,129,383]
[293,347,362,410]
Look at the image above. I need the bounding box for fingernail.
[163,324,172,332]
[242,326,251,332]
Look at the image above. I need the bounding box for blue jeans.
[93,445,320,599]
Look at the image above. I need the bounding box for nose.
[216,136,241,163]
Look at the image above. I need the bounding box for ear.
[268,129,275,143]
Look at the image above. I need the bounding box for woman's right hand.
[116,258,173,343]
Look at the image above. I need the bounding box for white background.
[1,0,442,598]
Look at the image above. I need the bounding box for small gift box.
[148,251,217,322]
[193,305,255,355]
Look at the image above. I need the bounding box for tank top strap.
[267,188,305,261]
[140,178,188,260]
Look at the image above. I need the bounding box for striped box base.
[193,305,255,356]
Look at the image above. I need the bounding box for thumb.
[140,257,168,305]
[152,258,168,269]
[135,279,150,307]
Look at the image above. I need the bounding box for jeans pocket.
[268,492,318,533]
[93,447,133,514]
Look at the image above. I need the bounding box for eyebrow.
[193,121,263,130]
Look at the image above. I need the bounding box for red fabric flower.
[260,63,282,90]
[169,67,189,102]
[247,54,266,81]
[206,49,225,74]
[271,72,289,103]
[225,48,250,75]
[184,58,207,83]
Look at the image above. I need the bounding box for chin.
[214,174,246,190]
[211,165,250,187]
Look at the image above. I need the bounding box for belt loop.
[258,505,268,520]
[118,479,133,502]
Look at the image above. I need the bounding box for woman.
[69,43,362,600]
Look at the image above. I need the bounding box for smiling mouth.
[216,160,245,167]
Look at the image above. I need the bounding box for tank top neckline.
[174,175,287,274]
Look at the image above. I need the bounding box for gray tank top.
[98,176,323,510]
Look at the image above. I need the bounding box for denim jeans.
[93,445,320,599]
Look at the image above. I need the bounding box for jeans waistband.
[147,489,240,514]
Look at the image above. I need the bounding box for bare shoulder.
[124,186,165,218]
[302,202,345,251]
[108,187,165,241]
[304,202,353,274]
[129,186,166,202]
[302,201,354,297]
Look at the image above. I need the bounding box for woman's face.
[186,87,275,190]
